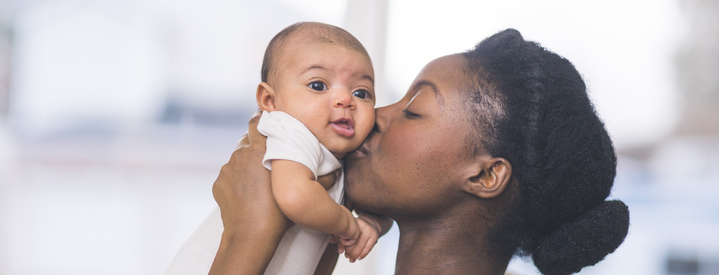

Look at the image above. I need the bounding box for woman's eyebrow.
[415,80,444,105]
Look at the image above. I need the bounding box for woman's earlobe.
[463,158,512,199]
[256,82,277,111]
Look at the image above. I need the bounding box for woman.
[211,29,630,275]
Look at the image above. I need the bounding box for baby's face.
[271,42,375,159]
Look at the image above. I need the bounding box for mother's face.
[344,54,479,218]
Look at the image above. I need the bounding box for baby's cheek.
[356,104,375,127]
[355,120,375,140]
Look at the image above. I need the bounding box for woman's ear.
[256,82,276,111]
[461,157,512,199]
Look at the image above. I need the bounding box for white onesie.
[165,111,344,275]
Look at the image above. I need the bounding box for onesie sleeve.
[256,111,341,180]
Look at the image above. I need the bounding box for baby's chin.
[327,141,366,160]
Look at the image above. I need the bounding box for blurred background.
[0,0,718,274]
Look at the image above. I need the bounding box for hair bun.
[532,200,630,275]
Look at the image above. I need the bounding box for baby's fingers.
[340,238,356,247]
[331,236,347,254]
[343,240,366,262]
[358,236,378,260]
[344,245,361,263]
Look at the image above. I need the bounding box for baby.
[254,22,388,274]
[164,22,391,275]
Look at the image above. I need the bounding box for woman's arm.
[209,112,290,275]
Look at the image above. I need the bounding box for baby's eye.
[308,81,327,91]
[352,89,369,99]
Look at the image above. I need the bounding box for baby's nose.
[333,90,354,108]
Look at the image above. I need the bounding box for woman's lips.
[348,142,369,158]
[330,119,355,137]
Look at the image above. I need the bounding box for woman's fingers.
[236,133,249,149]
[247,111,266,146]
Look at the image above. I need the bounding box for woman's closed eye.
[403,109,420,119]
[308,81,327,91]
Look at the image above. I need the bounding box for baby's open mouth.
[330,119,355,137]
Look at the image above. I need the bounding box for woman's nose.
[374,105,392,132]
[333,90,354,108]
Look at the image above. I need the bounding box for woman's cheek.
[384,125,418,157]
[381,126,428,180]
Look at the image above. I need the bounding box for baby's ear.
[256,82,276,111]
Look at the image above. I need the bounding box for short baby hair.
[260,22,371,84]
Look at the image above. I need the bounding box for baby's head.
[256,22,376,159]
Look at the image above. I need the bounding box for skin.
[212,54,514,274]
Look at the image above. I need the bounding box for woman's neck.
[392,212,511,275]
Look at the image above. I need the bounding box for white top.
[165,111,344,275]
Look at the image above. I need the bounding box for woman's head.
[344,29,629,274]
[345,54,495,218]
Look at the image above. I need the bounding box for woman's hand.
[209,112,290,275]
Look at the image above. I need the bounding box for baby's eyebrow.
[359,74,374,86]
[300,65,329,75]
[300,66,374,86]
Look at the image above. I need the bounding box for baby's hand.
[337,217,380,262]
[335,205,360,246]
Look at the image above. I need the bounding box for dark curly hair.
[462,29,630,275]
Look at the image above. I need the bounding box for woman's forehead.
[410,54,470,100]
[416,54,467,82]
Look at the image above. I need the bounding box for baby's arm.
[337,210,394,262]
[271,159,360,241]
